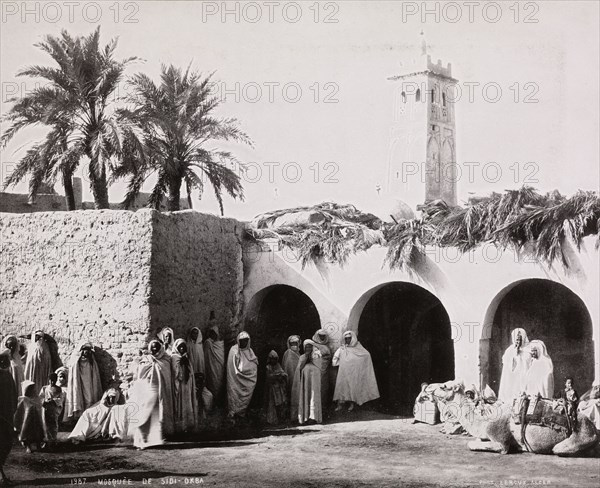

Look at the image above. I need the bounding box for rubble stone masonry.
[0,209,244,387]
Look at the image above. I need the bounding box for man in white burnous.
[332,331,379,412]
[498,328,532,403]
[524,340,554,399]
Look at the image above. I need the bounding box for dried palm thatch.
[383,219,434,273]
[247,203,384,268]
[492,189,600,267]
[252,202,381,229]
[246,188,600,272]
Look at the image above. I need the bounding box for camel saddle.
[512,396,570,437]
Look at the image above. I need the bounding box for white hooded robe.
[524,340,554,398]
[332,331,380,406]
[498,328,532,402]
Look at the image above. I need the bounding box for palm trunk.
[62,170,76,211]
[186,182,193,209]
[89,158,110,209]
[167,178,182,211]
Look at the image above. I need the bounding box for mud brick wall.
[0,210,154,386]
[149,210,244,346]
[0,209,245,385]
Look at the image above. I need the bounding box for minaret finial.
[420,30,427,56]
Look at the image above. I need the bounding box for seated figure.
[68,388,129,444]
[578,382,600,431]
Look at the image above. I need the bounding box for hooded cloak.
[282,335,300,392]
[131,340,174,448]
[290,340,322,421]
[498,328,532,402]
[65,342,103,419]
[187,327,205,377]
[578,381,600,430]
[226,331,258,416]
[311,329,332,408]
[524,340,554,398]
[204,325,225,400]
[265,350,287,424]
[0,351,18,467]
[3,335,24,396]
[157,327,175,356]
[297,339,323,424]
[24,330,52,396]
[68,388,129,442]
[171,338,198,433]
[332,331,380,406]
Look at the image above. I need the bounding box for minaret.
[386,32,458,208]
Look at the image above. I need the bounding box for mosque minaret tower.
[386,32,458,209]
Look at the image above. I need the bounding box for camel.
[430,380,598,456]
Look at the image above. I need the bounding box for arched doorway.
[356,282,454,415]
[483,279,594,396]
[244,285,321,406]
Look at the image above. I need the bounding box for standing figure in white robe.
[171,339,198,434]
[65,343,103,419]
[282,335,300,395]
[3,335,24,396]
[297,340,323,425]
[24,331,52,397]
[68,388,129,443]
[131,340,174,449]
[157,327,175,356]
[524,340,554,398]
[332,331,380,411]
[204,325,225,403]
[311,329,333,412]
[498,328,531,402]
[290,340,322,421]
[226,331,258,417]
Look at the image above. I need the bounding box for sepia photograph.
[0,1,599,486]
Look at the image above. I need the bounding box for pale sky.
[1,0,598,220]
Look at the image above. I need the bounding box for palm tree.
[3,121,81,210]
[116,64,250,212]
[1,28,137,209]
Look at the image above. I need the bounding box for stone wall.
[0,209,244,386]
[149,210,244,345]
[0,210,154,387]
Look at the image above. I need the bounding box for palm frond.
[245,187,600,272]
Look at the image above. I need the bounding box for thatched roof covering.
[247,203,385,268]
[245,188,600,272]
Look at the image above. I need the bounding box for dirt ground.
[6,411,600,488]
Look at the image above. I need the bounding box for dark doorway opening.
[357,282,454,415]
[244,285,321,408]
[486,279,594,395]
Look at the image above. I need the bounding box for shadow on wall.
[94,348,120,389]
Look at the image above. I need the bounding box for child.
[562,377,579,431]
[265,350,288,425]
[39,373,66,448]
[14,380,45,453]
